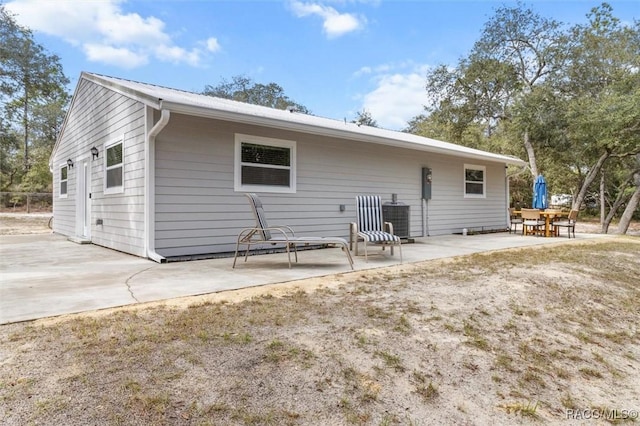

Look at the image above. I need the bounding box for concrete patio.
[0,231,608,324]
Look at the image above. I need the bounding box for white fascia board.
[82,72,162,109]
[160,100,526,166]
[52,73,162,169]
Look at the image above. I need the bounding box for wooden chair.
[233,193,354,269]
[551,209,578,238]
[544,209,563,236]
[521,208,545,236]
[350,195,402,262]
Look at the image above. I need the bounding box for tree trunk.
[523,129,537,178]
[615,168,640,235]
[22,87,29,171]
[602,174,634,233]
[603,191,627,233]
[599,171,605,228]
[615,181,640,235]
[573,150,611,210]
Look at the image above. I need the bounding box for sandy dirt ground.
[0,212,52,235]
[0,214,639,425]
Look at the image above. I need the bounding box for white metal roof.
[81,72,526,166]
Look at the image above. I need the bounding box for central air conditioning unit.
[382,202,410,239]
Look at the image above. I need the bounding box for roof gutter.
[145,108,170,263]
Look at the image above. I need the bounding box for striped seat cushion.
[356,195,384,232]
[359,230,400,243]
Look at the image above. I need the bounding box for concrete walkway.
[0,231,608,324]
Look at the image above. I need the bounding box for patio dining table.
[514,210,567,237]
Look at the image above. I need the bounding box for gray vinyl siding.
[52,78,146,256]
[51,165,74,237]
[154,114,508,257]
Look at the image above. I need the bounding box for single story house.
[50,72,526,262]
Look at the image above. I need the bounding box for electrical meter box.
[422,167,432,200]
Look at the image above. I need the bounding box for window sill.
[104,187,124,195]
[235,184,296,194]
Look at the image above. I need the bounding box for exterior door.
[76,158,91,239]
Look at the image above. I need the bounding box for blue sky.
[5,0,639,130]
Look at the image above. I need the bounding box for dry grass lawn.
[1,236,639,425]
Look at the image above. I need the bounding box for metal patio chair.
[233,193,354,269]
[551,209,578,238]
[509,207,523,234]
[350,195,402,262]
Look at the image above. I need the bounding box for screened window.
[60,165,68,197]
[464,164,486,198]
[234,134,296,193]
[105,140,124,193]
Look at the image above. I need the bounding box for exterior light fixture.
[67,158,74,168]
[91,146,99,159]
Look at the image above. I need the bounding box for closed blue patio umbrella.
[532,174,548,209]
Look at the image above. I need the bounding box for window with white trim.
[464,164,486,198]
[60,165,68,197]
[104,139,124,194]
[234,134,296,193]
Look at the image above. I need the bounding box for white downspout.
[145,108,170,263]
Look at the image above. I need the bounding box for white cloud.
[205,37,221,53]
[5,0,97,44]
[353,63,392,77]
[353,66,372,77]
[96,12,169,46]
[84,44,148,69]
[357,63,431,130]
[5,0,220,69]
[323,11,361,37]
[289,1,365,38]
[154,45,202,67]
